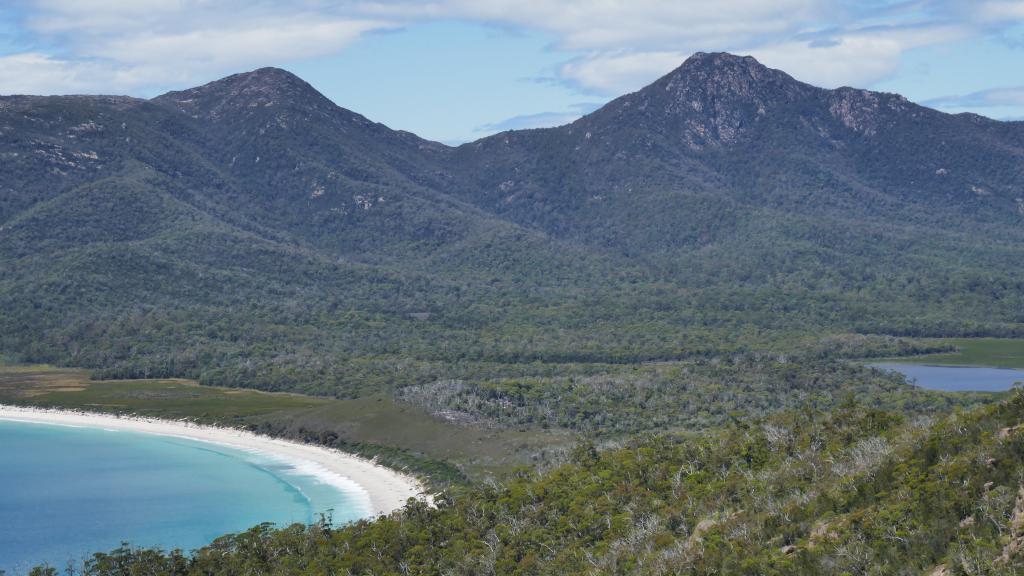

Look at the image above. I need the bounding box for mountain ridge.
[145,53,1021,144]
[1,52,1022,397]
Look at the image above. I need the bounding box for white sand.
[0,404,428,518]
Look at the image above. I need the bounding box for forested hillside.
[35,391,1024,575]
[1,52,1022,421]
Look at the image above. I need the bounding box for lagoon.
[871,363,1024,392]
[0,419,368,573]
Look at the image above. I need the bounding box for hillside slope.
[447,54,1024,327]
[49,391,1024,575]
[1,53,1022,399]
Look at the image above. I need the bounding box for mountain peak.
[228,66,309,89]
[580,52,815,147]
[152,66,334,120]
[657,52,804,100]
[679,51,766,71]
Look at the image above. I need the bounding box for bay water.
[0,420,368,573]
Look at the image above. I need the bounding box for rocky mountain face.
[1,53,1022,392]
[450,53,1022,229]
[151,68,484,262]
[591,52,817,147]
[444,53,1024,290]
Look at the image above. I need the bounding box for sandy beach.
[0,404,427,518]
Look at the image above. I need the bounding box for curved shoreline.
[0,404,428,518]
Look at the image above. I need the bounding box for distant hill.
[1,52,1022,398]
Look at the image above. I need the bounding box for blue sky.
[0,1,1022,143]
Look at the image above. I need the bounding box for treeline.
[3,264,1019,400]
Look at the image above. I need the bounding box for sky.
[0,1,1022,143]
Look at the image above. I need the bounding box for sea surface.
[0,420,368,573]
[871,363,1024,392]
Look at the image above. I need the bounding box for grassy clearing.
[0,363,571,483]
[880,338,1024,369]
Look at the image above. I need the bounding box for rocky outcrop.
[999,485,1024,565]
[828,88,910,136]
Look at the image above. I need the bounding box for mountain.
[448,53,1023,263]
[1,53,1023,401]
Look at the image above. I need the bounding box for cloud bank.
[925,85,1024,108]
[1,0,1023,101]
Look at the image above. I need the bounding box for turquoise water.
[0,420,368,573]
[872,363,1024,392]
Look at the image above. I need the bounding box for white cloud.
[3,2,396,95]
[750,24,972,88]
[27,0,197,33]
[0,53,123,95]
[545,21,975,96]
[474,102,602,134]
[376,0,1000,95]
[1,0,1021,100]
[558,52,688,95]
[926,85,1024,108]
[429,0,826,51]
[93,18,385,69]
[973,0,1024,22]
